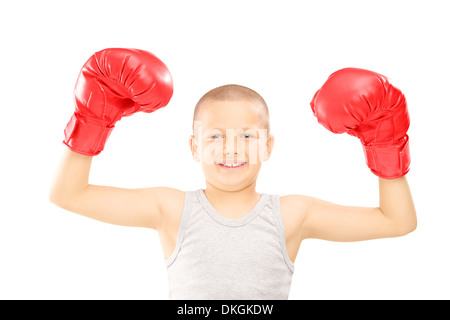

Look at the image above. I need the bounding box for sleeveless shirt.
[165,189,295,300]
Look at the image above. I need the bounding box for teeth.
[220,163,245,167]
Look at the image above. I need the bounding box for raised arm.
[49,48,181,230]
[378,176,416,235]
[295,176,416,242]
[49,149,184,229]
[284,68,417,244]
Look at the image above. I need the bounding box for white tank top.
[165,189,295,299]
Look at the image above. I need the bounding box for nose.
[223,132,244,158]
[224,134,235,153]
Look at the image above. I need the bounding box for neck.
[204,181,260,207]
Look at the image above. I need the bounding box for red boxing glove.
[63,48,173,156]
[310,68,410,179]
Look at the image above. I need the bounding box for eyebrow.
[202,127,267,139]
[207,127,260,131]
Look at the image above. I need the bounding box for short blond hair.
[192,84,270,134]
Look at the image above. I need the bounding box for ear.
[189,134,201,162]
[263,134,275,161]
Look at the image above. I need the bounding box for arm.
[298,176,416,242]
[298,68,416,241]
[49,48,177,230]
[378,176,417,235]
[49,148,182,230]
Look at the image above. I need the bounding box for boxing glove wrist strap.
[362,135,410,179]
[63,113,114,156]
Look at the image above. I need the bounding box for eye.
[241,134,256,139]
[210,134,223,140]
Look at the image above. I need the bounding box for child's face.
[189,99,274,191]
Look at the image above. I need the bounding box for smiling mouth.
[217,161,247,169]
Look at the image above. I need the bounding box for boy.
[49,48,417,299]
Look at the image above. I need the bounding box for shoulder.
[144,187,185,233]
[279,194,310,218]
[152,187,186,216]
[279,194,311,240]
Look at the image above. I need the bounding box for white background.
[1,0,449,299]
